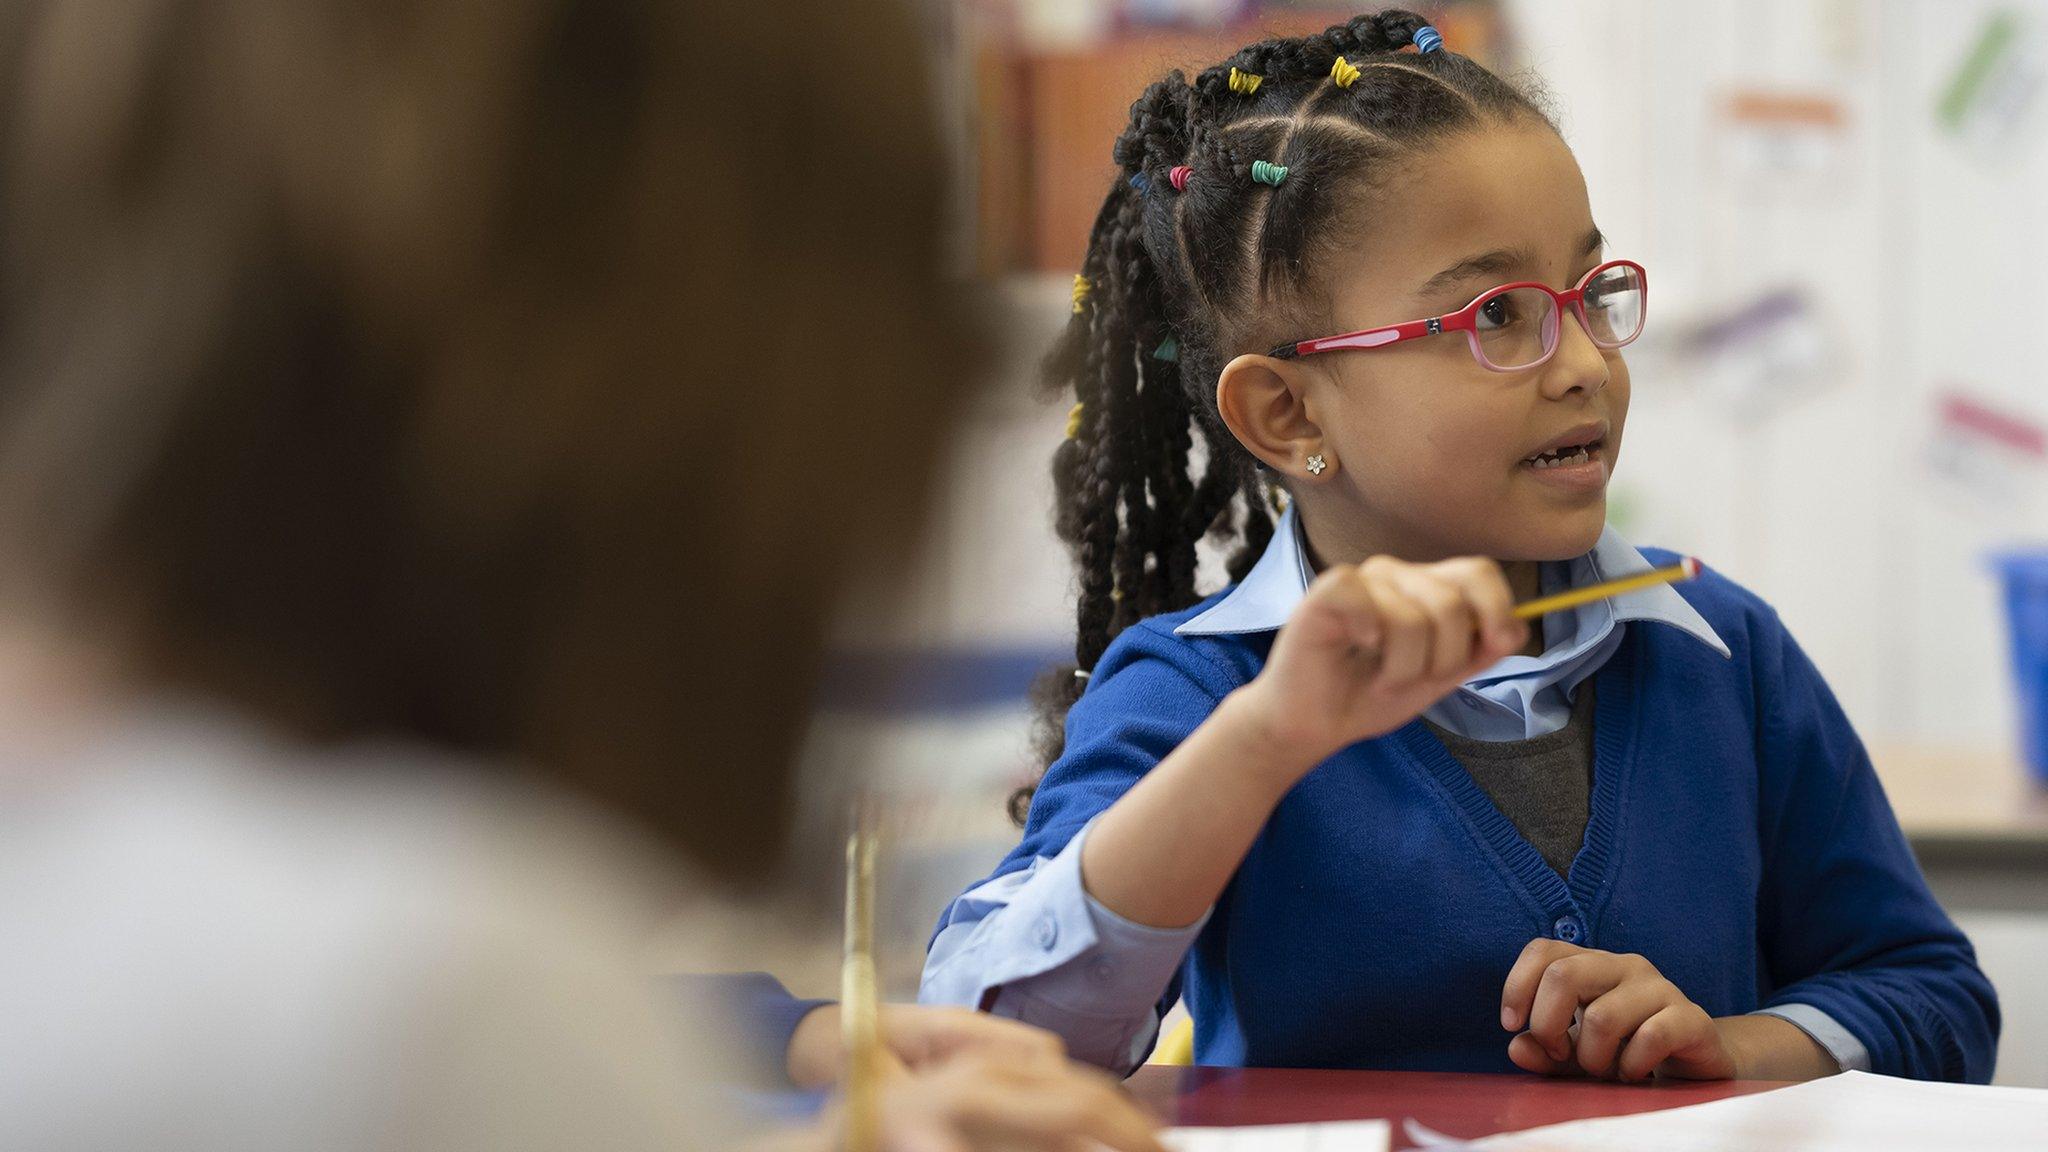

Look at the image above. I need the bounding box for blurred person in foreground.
[0,2,1164,1149]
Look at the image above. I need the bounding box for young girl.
[920,10,1998,1083]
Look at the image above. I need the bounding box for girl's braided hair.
[1018,10,1548,822]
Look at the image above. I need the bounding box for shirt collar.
[1174,504,1730,659]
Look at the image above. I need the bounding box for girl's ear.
[1216,352,1333,480]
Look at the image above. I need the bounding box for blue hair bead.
[1413,24,1444,53]
[1152,335,1180,362]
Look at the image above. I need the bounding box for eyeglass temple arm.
[1269,315,1447,360]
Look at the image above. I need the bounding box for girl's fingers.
[1507,1030,1582,1077]
[1359,562,1430,686]
[1526,954,1628,1064]
[1572,979,1677,1078]
[1298,566,1385,653]
[1615,1003,1702,1082]
[1433,556,1529,656]
[1297,555,1526,691]
[1385,564,1477,678]
[1500,938,1580,1031]
[1502,941,1722,1083]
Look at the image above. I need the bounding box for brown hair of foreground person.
[0,0,977,883]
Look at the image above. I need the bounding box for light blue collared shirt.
[922,512,1867,1075]
[1177,505,1730,741]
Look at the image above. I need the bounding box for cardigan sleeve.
[1750,610,2000,1083]
[918,623,1238,1075]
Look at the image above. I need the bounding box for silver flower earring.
[1306,453,1327,476]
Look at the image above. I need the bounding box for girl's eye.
[1475,293,1517,330]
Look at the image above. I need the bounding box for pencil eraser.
[1680,556,1701,580]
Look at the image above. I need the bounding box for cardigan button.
[1553,915,1585,944]
[1033,914,1060,951]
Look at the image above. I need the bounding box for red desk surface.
[1125,1066,1794,1148]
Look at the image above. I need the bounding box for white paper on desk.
[1163,1119,1391,1152]
[1475,1070,2048,1151]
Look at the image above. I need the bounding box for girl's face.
[1287,122,1628,564]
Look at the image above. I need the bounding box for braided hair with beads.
[1016,9,1552,823]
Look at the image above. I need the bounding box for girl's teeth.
[1528,447,1592,470]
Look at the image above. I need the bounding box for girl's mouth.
[1521,437,1604,471]
[1519,436,1609,492]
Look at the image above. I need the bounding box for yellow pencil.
[841,803,882,1152]
[1513,557,1701,620]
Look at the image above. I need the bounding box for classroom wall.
[1517,0,2048,755]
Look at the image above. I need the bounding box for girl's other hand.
[1499,939,1738,1082]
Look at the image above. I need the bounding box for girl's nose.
[1537,306,1610,400]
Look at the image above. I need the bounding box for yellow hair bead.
[1071,273,1091,314]
[1330,55,1361,88]
[1065,402,1084,439]
[1228,67,1263,95]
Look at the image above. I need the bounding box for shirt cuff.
[1071,887,1207,1071]
[1751,1003,1871,1072]
[924,819,1207,1003]
[919,819,1207,1072]
[1046,872,1210,1010]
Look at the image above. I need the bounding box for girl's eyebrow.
[1416,248,1525,297]
[1414,226,1607,298]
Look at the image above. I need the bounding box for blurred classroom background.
[778,0,2048,1085]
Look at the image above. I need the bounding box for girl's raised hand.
[1235,556,1529,774]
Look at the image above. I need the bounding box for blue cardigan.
[996,553,1999,1082]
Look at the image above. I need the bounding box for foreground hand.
[788,1004,1067,1091]
[871,1049,1166,1152]
[1500,939,1737,1082]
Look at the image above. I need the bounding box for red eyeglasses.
[1269,259,1648,372]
